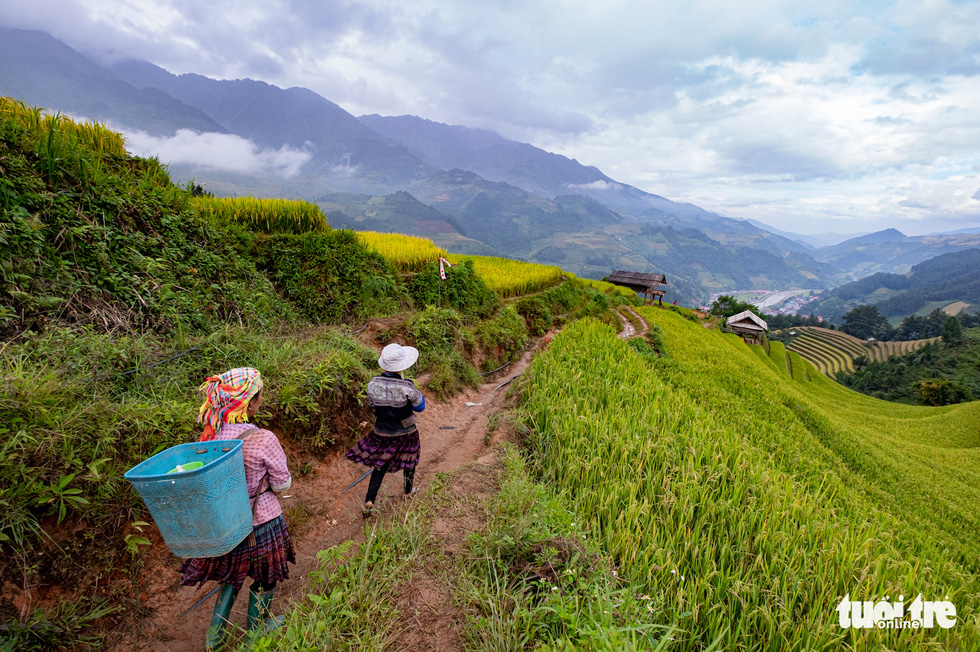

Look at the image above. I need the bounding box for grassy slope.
[518,309,980,650]
[251,449,679,652]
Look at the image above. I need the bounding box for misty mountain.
[837,228,908,246]
[743,219,869,248]
[358,113,816,257]
[359,113,610,198]
[0,28,224,135]
[812,228,980,276]
[927,226,980,236]
[108,59,436,192]
[0,25,839,304]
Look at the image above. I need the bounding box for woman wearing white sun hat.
[346,343,426,515]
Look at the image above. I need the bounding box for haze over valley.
[2,0,979,315]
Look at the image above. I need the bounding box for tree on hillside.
[942,315,964,346]
[841,304,894,341]
[897,309,965,341]
[920,378,974,406]
[766,313,826,330]
[923,308,950,339]
[710,295,760,319]
[895,314,926,340]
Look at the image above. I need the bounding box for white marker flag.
[438,257,452,280]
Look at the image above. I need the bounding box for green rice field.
[519,310,980,650]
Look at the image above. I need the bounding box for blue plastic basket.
[125,440,252,558]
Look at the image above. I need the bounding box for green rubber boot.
[205,583,239,651]
[247,586,285,634]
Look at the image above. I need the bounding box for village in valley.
[708,289,824,317]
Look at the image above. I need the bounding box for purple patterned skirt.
[346,430,420,470]
[178,515,295,591]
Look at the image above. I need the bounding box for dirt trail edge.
[107,334,553,652]
[617,306,649,340]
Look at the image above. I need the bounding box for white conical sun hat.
[378,343,420,372]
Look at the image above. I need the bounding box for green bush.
[646,324,668,357]
[255,230,405,323]
[515,296,553,337]
[409,259,498,319]
[476,305,529,370]
[406,306,480,395]
[540,280,578,313]
[574,289,618,328]
[919,378,974,406]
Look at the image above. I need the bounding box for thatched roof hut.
[607,270,668,304]
[725,310,768,344]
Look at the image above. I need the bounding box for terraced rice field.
[356,231,448,272]
[785,326,937,376]
[521,312,980,650]
[451,254,564,297]
[354,232,565,296]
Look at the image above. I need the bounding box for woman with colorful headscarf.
[178,367,294,651]
[346,343,425,516]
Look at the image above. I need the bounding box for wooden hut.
[607,270,668,305]
[725,310,768,345]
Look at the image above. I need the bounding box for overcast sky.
[3,0,980,236]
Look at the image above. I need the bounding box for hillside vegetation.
[0,100,631,648]
[835,328,980,405]
[807,248,980,324]
[519,312,980,650]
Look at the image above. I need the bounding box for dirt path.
[106,336,550,652]
[616,306,649,340]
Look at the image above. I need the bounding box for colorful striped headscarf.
[197,367,264,441]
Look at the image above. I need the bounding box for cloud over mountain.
[125,129,312,177]
[2,0,979,235]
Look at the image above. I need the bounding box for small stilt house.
[607,270,668,305]
[725,310,768,345]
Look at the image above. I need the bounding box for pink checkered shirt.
[214,423,291,526]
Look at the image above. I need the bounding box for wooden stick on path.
[181,584,221,618]
[341,469,374,494]
[492,373,522,392]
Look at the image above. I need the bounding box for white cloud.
[123,128,311,177]
[567,180,622,191]
[3,0,980,235]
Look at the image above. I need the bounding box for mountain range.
[3,26,979,307]
[808,228,980,278]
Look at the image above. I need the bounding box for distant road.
[753,291,797,309]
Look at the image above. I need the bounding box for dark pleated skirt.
[178,515,295,591]
[346,430,420,470]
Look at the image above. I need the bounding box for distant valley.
[804,248,980,324]
[3,26,979,308]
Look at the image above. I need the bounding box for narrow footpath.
[106,333,553,652]
[108,307,649,650]
[616,305,650,340]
